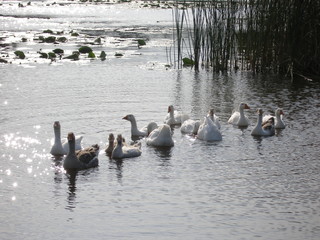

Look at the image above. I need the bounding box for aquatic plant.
[94,37,102,44]
[71,32,79,37]
[38,52,48,59]
[182,57,194,66]
[57,37,67,43]
[43,29,54,34]
[137,39,146,47]
[79,46,93,54]
[99,51,107,60]
[48,52,56,59]
[43,36,56,43]
[172,0,320,78]
[14,51,25,59]
[88,51,95,58]
[63,51,80,61]
[53,49,64,54]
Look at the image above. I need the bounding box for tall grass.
[172,0,320,78]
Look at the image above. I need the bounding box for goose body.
[263,108,285,129]
[180,119,201,135]
[164,105,190,125]
[147,124,174,147]
[197,116,222,141]
[251,109,275,136]
[63,132,99,170]
[111,134,142,159]
[228,103,250,127]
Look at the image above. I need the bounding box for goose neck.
[68,139,76,156]
[54,128,61,142]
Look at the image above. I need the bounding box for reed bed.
[171,0,320,78]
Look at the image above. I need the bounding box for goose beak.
[244,104,250,109]
[122,116,128,120]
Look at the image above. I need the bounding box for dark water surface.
[1,1,320,240]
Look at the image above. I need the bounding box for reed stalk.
[171,0,320,78]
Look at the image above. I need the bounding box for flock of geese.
[50,103,285,171]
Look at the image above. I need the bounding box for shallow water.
[1,1,320,240]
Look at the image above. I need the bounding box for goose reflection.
[109,159,123,184]
[65,169,77,211]
[152,146,172,160]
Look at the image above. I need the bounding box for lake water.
[1,1,320,239]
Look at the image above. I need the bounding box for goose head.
[53,121,63,139]
[108,133,115,143]
[53,121,61,130]
[208,109,214,117]
[122,114,135,122]
[67,132,76,154]
[257,108,263,116]
[276,108,284,116]
[240,102,250,110]
[168,105,174,113]
[116,134,123,146]
[68,132,75,142]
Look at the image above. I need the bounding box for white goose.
[50,121,83,156]
[207,109,221,129]
[147,124,174,147]
[123,114,157,137]
[180,119,201,135]
[263,108,285,129]
[251,109,275,136]
[63,132,99,170]
[164,105,190,125]
[228,102,251,127]
[50,121,66,156]
[111,134,142,159]
[197,116,222,141]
